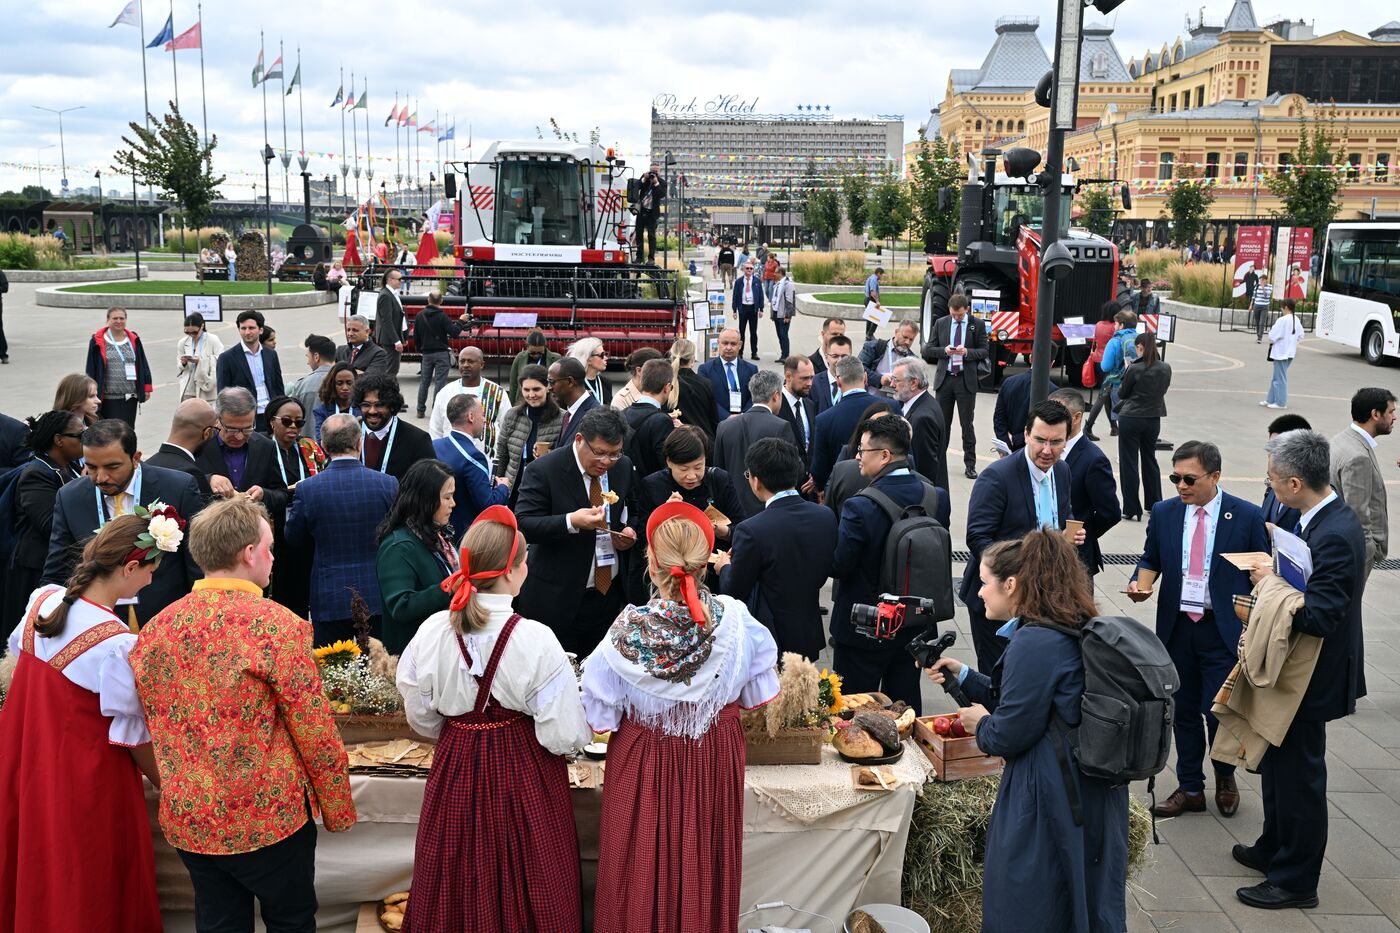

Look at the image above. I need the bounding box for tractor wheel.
[920,273,950,336]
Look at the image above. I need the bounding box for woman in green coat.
[375,459,460,654]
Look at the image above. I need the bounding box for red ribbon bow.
[646,501,716,627]
[440,505,520,611]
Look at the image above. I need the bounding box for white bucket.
[844,904,931,933]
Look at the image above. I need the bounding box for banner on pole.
[1232,226,1271,298]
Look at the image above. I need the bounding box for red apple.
[932,716,952,736]
[950,719,969,738]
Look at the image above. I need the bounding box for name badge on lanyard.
[729,390,743,413]
[448,433,491,479]
[594,470,616,566]
[112,337,137,381]
[1180,575,1208,615]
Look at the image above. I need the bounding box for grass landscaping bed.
[813,291,922,307]
[58,281,314,295]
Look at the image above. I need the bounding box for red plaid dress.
[403,614,581,933]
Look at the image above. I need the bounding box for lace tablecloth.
[745,740,934,826]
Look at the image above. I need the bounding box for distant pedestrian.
[1116,331,1172,522]
[768,264,796,361]
[1263,298,1302,409]
[1250,271,1272,341]
[412,290,464,418]
[717,241,736,289]
[84,307,153,428]
[633,162,665,264]
[863,267,885,340]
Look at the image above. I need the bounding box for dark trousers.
[1116,414,1162,517]
[936,378,978,469]
[1085,376,1118,431]
[1165,611,1236,792]
[736,305,759,354]
[559,585,625,658]
[1253,717,1328,893]
[312,614,382,647]
[773,318,791,360]
[178,816,318,933]
[100,396,139,428]
[383,346,401,378]
[833,626,924,714]
[416,350,452,414]
[865,318,877,340]
[967,603,1007,674]
[635,212,659,263]
[0,303,7,359]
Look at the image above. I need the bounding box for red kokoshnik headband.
[440,505,521,611]
[645,500,715,626]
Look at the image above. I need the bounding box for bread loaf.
[853,711,902,755]
[832,723,885,759]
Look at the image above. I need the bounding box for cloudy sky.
[2,0,1392,199]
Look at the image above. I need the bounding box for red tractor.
[918,147,1132,388]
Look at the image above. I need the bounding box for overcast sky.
[2,0,1393,199]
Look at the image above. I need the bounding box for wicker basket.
[743,727,825,765]
[332,711,436,746]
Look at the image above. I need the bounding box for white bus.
[1316,222,1400,365]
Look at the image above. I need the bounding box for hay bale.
[901,777,1153,932]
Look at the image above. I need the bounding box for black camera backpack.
[855,484,954,623]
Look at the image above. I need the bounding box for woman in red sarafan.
[0,511,178,933]
[396,505,591,933]
[581,501,779,933]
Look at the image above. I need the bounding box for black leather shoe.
[1084,430,1100,442]
[1231,844,1268,874]
[964,467,979,479]
[1236,881,1317,910]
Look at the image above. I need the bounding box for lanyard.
[360,417,399,473]
[107,334,132,364]
[276,443,307,486]
[95,466,142,528]
[448,432,491,478]
[586,377,604,403]
[191,334,202,358]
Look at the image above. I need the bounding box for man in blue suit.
[715,437,836,660]
[697,328,757,423]
[433,394,509,539]
[1129,440,1269,820]
[285,413,399,645]
[830,416,940,712]
[1234,429,1367,911]
[731,258,765,359]
[1261,413,1310,530]
[811,356,895,492]
[962,400,1079,671]
[1050,389,1121,585]
[994,370,1059,452]
[811,335,853,417]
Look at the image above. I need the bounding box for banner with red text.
[1232,226,1271,298]
[1271,226,1314,300]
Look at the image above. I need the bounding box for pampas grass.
[764,652,820,736]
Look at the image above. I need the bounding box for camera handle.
[908,629,971,707]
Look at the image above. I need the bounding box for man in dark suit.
[1050,389,1121,584]
[858,319,921,392]
[962,400,1079,671]
[891,357,949,491]
[621,358,676,480]
[195,388,288,518]
[830,416,941,712]
[778,355,818,493]
[352,373,436,481]
[994,370,1059,452]
[43,419,205,627]
[433,394,509,539]
[924,293,988,479]
[1231,429,1367,910]
[810,316,846,376]
[713,370,799,519]
[0,411,28,471]
[216,310,285,431]
[516,407,642,656]
[1129,441,1270,820]
[335,315,390,377]
[731,258,765,360]
[548,357,599,450]
[715,437,836,659]
[1261,413,1310,530]
[143,398,218,500]
[374,268,406,377]
[811,335,853,417]
[697,328,757,423]
[285,413,399,645]
[811,356,894,492]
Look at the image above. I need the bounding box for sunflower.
[818,668,844,714]
[314,639,363,667]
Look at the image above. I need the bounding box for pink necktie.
[1187,508,1207,622]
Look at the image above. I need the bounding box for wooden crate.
[333,712,436,747]
[743,728,825,765]
[912,716,1004,782]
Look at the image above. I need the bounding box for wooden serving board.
[912,716,1004,781]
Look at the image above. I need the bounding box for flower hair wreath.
[125,501,187,565]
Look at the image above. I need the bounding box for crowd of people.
[0,288,1393,932]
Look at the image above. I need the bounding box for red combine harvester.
[394,140,684,369]
[918,147,1133,388]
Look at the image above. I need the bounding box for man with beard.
[353,374,435,481]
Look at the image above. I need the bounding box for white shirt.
[429,378,508,448]
[103,465,142,521]
[900,389,928,417]
[367,420,393,441]
[1350,423,1379,451]
[781,387,810,440]
[395,594,590,757]
[1180,489,1224,609]
[1298,490,1338,533]
[563,446,616,586]
[1267,314,1302,361]
[1061,431,1083,461]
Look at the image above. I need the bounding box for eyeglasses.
[218,423,255,436]
[584,441,623,463]
[360,400,390,410]
[591,350,606,359]
[1029,435,1067,449]
[1169,472,1211,486]
[274,416,306,429]
[854,446,891,457]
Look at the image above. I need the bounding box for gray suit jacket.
[712,405,798,519]
[923,313,988,392]
[1330,425,1389,566]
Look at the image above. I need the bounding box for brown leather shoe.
[1216,774,1240,817]
[1151,787,1207,817]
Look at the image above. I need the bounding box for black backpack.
[1030,617,1177,836]
[856,484,954,623]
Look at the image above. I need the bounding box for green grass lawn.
[815,291,922,307]
[59,281,314,295]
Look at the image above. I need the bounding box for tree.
[908,129,963,247]
[1267,112,1346,233]
[867,170,911,243]
[842,172,870,238]
[1163,164,1214,247]
[1076,186,1114,238]
[765,184,794,213]
[806,188,842,248]
[113,102,223,228]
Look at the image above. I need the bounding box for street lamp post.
[131,171,142,281]
[262,144,275,296]
[94,170,105,252]
[32,105,85,198]
[324,174,335,246]
[664,151,677,271]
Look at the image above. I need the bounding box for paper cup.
[1064,519,1084,541]
[533,441,551,459]
[1135,568,1158,592]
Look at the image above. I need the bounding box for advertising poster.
[1232,226,1272,298]
[1272,227,1313,300]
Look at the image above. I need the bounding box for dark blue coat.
[1261,486,1301,532]
[965,623,1129,933]
[992,370,1059,451]
[1064,437,1121,575]
[1291,496,1367,720]
[731,273,765,313]
[285,458,399,621]
[697,356,757,423]
[1134,491,1269,654]
[830,470,927,647]
[718,494,837,660]
[810,389,895,491]
[961,451,1072,612]
[433,431,509,540]
[215,342,285,402]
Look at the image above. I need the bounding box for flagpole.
[435,108,441,185]
[278,39,289,210]
[260,30,270,220]
[414,97,421,209]
[339,66,349,222]
[296,46,306,179]
[394,89,401,196]
[363,76,373,226]
[168,0,179,113]
[138,0,151,134]
[197,2,208,153]
[350,70,361,239]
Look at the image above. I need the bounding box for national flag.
[264,55,284,82]
[109,1,139,28]
[419,123,435,135]
[164,22,201,51]
[385,105,399,127]
[343,92,355,110]
[146,13,173,48]
[407,111,418,127]
[438,125,455,142]
[330,84,344,107]
[398,108,410,128]
[251,49,264,87]
[285,64,300,95]
[353,94,367,111]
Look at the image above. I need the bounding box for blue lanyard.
[448,432,491,478]
[277,443,306,486]
[361,417,399,473]
[108,336,132,363]
[95,466,142,528]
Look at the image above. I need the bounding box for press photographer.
[632,161,666,264]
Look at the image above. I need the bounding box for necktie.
[116,492,133,516]
[558,409,572,443]
[1035,475,1055,529]
[350,344,360,362]
[726,362,739,392]
[589,475,613,594]
[830,379,839,404]
[1187,508,1208,622]
[951,320,964,373]
[1293,521,1303,537]
[797,403,809,449]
